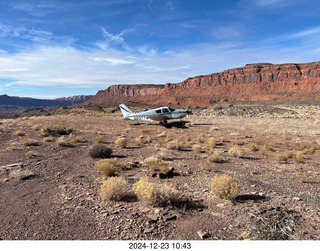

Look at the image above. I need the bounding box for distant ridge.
[82,61,320,106]
[0,94,93,107]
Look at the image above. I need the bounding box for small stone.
[251,185,256,188]
[164,213,177,221]
[293,197,302,201]
[146,213,158,223]
[197,230,210,239]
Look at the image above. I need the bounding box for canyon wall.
[83,61,320,106]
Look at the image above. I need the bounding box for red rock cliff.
[83,61,320,106]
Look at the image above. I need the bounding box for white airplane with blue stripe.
[119,104,192,125]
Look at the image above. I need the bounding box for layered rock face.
[83,61,320,106]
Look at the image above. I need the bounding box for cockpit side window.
[168,107,175,112]
[155,109,161,114]
[162,108,169,113]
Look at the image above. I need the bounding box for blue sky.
[0,0,320,99]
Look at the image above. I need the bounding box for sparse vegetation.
[70,136,87,144]
[89,145,112,158]
[166,139,184,151]
[40,125,73,137]
[228,145,242,158]
[95,135,105,143]
[14,131,25,136]
[211,174,240,200]
[20,138,40,146]
[9,169,34,180]
[192,144,201,153]
[115,136,127,148]
[133,178,179,206]
[26,151,36,158]
[99,176,128,201]
[94,158,120,177]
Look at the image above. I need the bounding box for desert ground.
[0,102,320,240]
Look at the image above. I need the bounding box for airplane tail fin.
[119,104,133,117]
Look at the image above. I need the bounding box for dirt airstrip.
[0,103,319,240]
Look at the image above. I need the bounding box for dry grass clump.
[94,158,120,177]
[57,136,74,147]
[70,136,87,144]
[206,137,217,154]
[20,138,40,146]
[211,174,240,200]
[99,176,128,201]
[95,135,105,143]
[144,156,170,173]
[9,169,34,180]
[246,143,258,152]
[14,131,26,136]
[43,136,56,142]
[272,152,288,163]
[31,125,41,131]
[166,139,184,151]
[220,136,226,143]
[114,136,127,148]
[40,125,73,137]
[165,134,173,141]
[133,178,179,207]
[228,145,243,158]
[209,152,222,163]
[192,144,201,153]
[89,145,112,158]
[294,152,305,163]
[26,151,36,158]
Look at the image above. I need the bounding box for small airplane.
[119,103,192,125]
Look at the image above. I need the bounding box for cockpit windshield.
[168,107,175,112]
[162,108,169,113]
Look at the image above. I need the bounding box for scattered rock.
[197,230,210,239]
[292,197,302,201]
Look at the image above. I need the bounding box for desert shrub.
[99,176,128,201]
[272,153,288,163]
[94,158,119,176]
[70,136,87,144]
[144,156,169,173]
[165,134,173,141]
[192,144,201,153]
[31,125,41,131]
[26,151,36,158]
[133,136,143,146]
[211,174,240,200]
[43,136,55,142]
[115,136,127,148]
[89,145,112,158]
[228,145,242,158]
[294,152,305,163]
[20,138,40,146]
[40,125,73,137]
[166,139,184,151]
[133,178,179,206]
[209,153,222,163]
[95,135,105,143]
[206,137,217,150]
[220,136,226,142]
[184,135,191,142]
[9,169,34,180]
[14,131,25,136]
[246,143,258,152]
[197,136,204,143]
[57,136,74,147]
